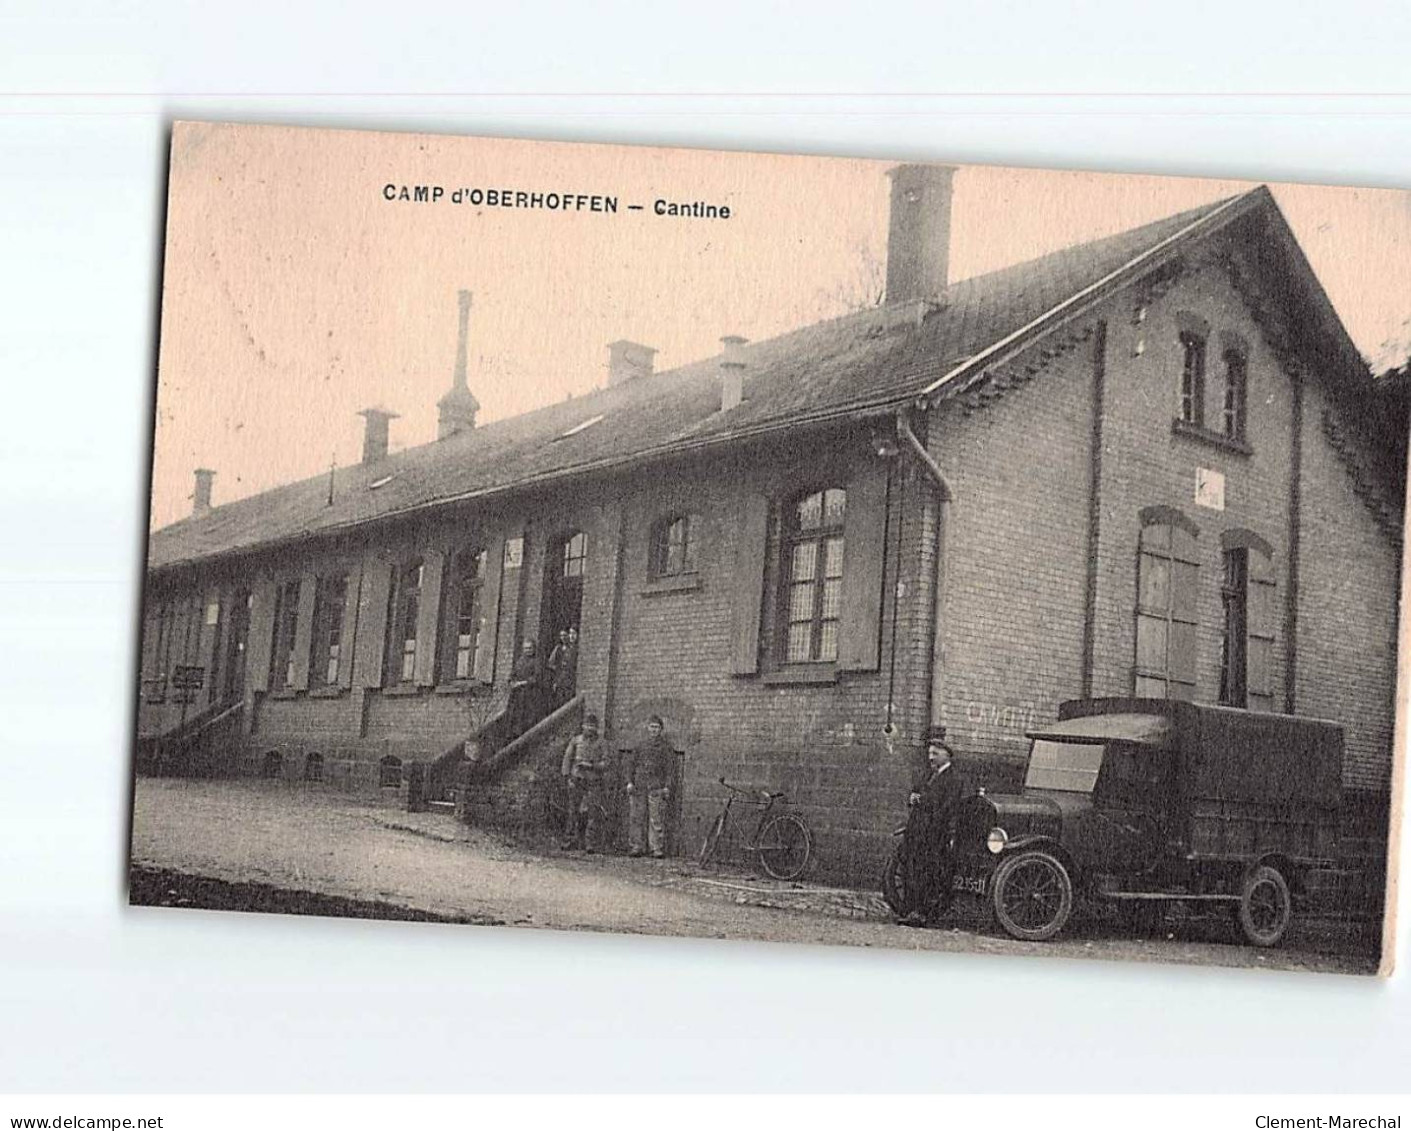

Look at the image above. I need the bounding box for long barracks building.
[138,166,1404,885]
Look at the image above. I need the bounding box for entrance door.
[220,589,252,703]
[542,531,586,656]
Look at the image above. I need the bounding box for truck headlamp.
[986,827,1009,855]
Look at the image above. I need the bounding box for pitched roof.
[147,189,1264,573]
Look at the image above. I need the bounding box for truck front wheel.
[1238,864,1292,947]
[992,850,1074,942]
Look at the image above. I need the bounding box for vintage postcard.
[131,121,1406,975]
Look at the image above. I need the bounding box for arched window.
[1134,507,1200,699]
[1179,332,1206,426]
[387,559,423,684]
[270,578,302,690]
[441,546,488,681]
[782,487,847,664]
[310,573,349,687]
[650,513,700,579]
[1220,341,1248,441]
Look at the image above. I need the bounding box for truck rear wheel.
[992,850,1073,942]
[1238,864,1292,947]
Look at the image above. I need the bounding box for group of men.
[506,627,579,733]
[558,713,675,858]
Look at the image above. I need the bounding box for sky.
[150,121,1411,529]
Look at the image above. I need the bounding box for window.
[561,532,587,579]
[1179,330,1206,427]
[1221,532,1277,712]
[146,603,174,702]
[1221,348,1247,440]
[782,487,847,663]
[303,752,324,782]
[310,573,348,687]
[378,755,403,788]
[441,546,488,681]
[270,579,302,690]
[388,560,423,684]
[1134,509,1199,699]
[261,750,283,778]
[650,514,699,579]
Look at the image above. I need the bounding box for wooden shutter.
[337,561,363,689]
[837,461,888,672]
[354,559,393,689]
[289,572,318,689]
[246,578,278,693]
[728,494,770,675]
[414,550,445,686]
[474,537,506,684]
[1247,546,1277,710]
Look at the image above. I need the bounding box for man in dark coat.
[506,639,544,735]
[899,728,963,927]
[624,715,674,858]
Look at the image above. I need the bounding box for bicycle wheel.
[757,814,812,881]
[881,843,909,915]
[698,812,726,867]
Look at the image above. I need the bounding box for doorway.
[541,530,585,660]
[219,588,252,704]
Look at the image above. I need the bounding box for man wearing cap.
[625,715,674,858]
[559,713,608,852]
[898,728,962,927]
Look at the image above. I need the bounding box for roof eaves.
[915,189,1264,404]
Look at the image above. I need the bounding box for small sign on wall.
[205,601,220,626]
[1195,467,1226,511]
[504,536,524,569]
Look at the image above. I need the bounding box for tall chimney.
[606,340,657,387]
[437,289,481,439]
[885,163,957,303]
[192,468,215,516]
[720,336,748,412]
[358,407,399,465]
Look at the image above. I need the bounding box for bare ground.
[128,778,1379,975]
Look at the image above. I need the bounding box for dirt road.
[128,778,1377,974]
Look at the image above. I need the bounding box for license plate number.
[952,874,987,895]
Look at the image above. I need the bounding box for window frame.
[1133,509,1200,701]
[309,572,350,689]
[270,578,303,692]
[1221,346,1248,442]
[440,545,488,683]
[649,513,701,581]
[777,486,848,666]
[387,558,424,686]
[1178,330,1207,428]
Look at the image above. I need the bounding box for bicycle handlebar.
[718,777,787,803]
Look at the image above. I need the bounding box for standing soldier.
[559,713,608,852]
[625,715,674,858]
[898,727,962,927]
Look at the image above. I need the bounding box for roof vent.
[606,340,657,387]
[192,468,215,516]
[720,335,748,412]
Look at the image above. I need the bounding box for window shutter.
[728,494,770,675]
[354,559,392,688]
[337,561,363,688]
[837,460,888,672]
[1247,547,1277,709]
[414,550,445,686]
[290,572,318,690]
[246,579,278,693]
[474,537,507,684]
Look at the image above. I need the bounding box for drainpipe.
[896,411,954,743]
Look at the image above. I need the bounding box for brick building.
[137,167,1404,884]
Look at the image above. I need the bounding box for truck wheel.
[992,850,1073,942]
[1238,864,1292,947]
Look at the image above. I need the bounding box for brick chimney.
[192,468,215,516]
[437,289,481,439]
[606,340,657,387]
[885,163,957,303]
[358,407,399,465]
[720,336,748,412]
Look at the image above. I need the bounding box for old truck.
[951,698,1344,946]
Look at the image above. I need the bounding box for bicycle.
[697,777,814,881]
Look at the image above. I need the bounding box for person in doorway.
[559,713,608,852]
[898,728,962,927]
[625,715,674,858]
[506,639,544,735]
[547,630,570,705]
[557,625,579,703]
